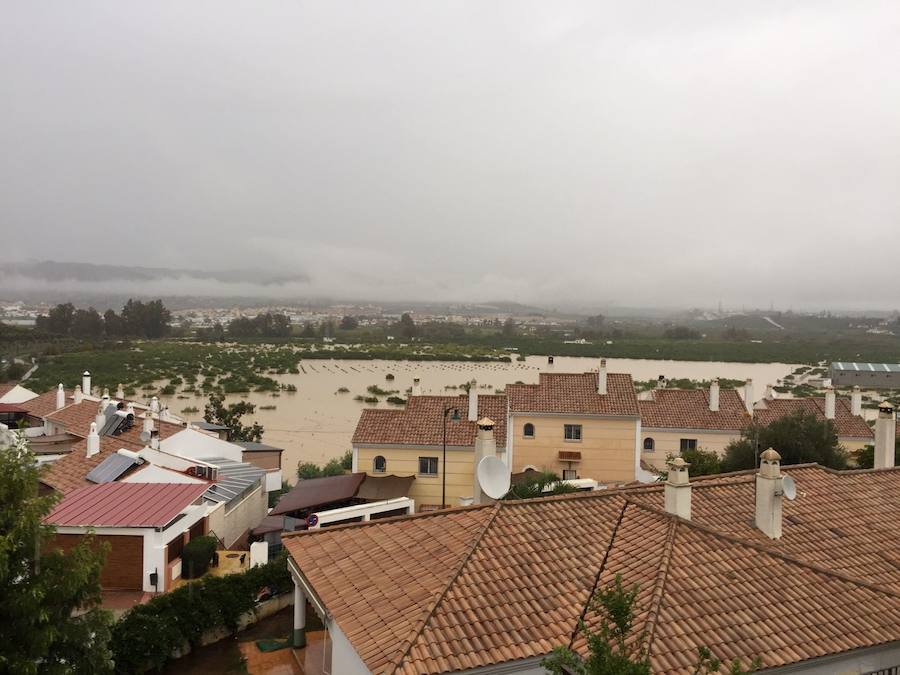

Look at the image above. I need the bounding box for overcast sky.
[2,1,899,310]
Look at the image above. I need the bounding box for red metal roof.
[45,483,208,528]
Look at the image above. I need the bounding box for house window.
[680,438,697,451]
[643,438,655,452]
[564,424,582,441]
[373,455,386,473]
[523,423,535,438]
[562,469,577,480]
[418,456,439,476]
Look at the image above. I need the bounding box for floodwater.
[158,356,799,475]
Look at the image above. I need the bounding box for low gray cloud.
[2,1,898,310]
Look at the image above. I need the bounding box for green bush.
[111,554,292,673]
[181,536,217,579]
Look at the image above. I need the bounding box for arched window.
[373,455,386,473]
[523,423,535,438]
[643,437,655,452]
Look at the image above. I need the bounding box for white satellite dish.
[139,430,151,444]
[476,456,511,500]
[781,474,797,500]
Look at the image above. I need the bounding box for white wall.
[207,485,267,548]
[160,428,243,462]
[122,464,206,484]
[329,619,370,675]
[265,469,283,492]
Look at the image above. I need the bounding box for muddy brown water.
[158,356,799,475]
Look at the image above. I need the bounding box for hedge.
[181,535,216,579]
[111,553,292,673]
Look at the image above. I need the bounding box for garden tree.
[855,439,900,469]
[70,307,104,339]
[501,317,517,337]
[0,430,113,674]
[664,447,722,477]
[397,312,417,338]
[721,410,848,472]
[297,462,323,480]
[204,393,264,443]
[542,575,758,675]
[339,315,359,330]
[340,449,353,470]
[503,471,578,500]
[322,458,345,476]
[297,455,348,480]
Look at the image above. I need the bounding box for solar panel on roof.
[85,453,141,484]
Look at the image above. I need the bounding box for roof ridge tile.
[643,518,678,657]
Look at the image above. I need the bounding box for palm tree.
[503,470,579,500]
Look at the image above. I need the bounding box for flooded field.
[159,356,799,475]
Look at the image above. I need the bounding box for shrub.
[181,536,217,579]
[297,462,323,480]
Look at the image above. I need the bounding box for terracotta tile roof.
[639,388,750,431]
[753,396,873,438]
[41,435,144,494]
[19,388,69,418]
[352,395,508,448]
[44,399,183,443]
[45,482,207,528]
[285,464,900,674]
[507,372,638,416]
[0,383,15,398]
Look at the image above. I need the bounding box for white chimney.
[875,402,896,470]
[116,383,125,399]
[472,417,497,505]
[743,378,754,414]
[467,380,478,422]
[82,371,91,396]
[55,383,65,410]
[95,402,106,434]
[126,402,135,416]
[143,412,154,434]
[73,385,83,405]
[100,389,110,412]
[150,429,160,450]
[708,378,720,412]
[598,359,608,395]
[851,386,862,417]
[824,386,836,420]
[150,396,160,414]
[755,448,783,539]
[664,457,691,520]
[765,384,775,400]
[412,378,422,396]
[86,422,100,458]
[656,375,666,389]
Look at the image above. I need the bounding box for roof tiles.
[754,396,873,438]
[640,388,750,431]
[507,372,639,416]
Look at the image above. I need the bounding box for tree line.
[35,299,171,339]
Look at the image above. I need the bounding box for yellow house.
[351,390,507,509]
[505,365,654,485]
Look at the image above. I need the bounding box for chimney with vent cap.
[765,384,775,400]
[150,396,160,414]
[664,457,691,520]
[851,386,862,416]
[468,380,478,422]
[82,371,91,396]
[824,386,836,420]
[86,422,100,458]
[412,378,422,396]
[55,384,65,410]
[116,383,125,399]
[708,378,720,412]
[598,359,608,395]
[656,375,666,389]
[143,411,154,434]
[743,378,754,414]
[101,389,110,411]
[74,385,83,405]
[875,402,896,470]
[755,448,783,539]
[472,417,497,505]
[95,402,106,434]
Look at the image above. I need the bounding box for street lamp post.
[442,405,460,509]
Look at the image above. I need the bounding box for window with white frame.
[564,424,582,441]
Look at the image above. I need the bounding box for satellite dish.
[476,456,511,500]
[781,474,797,500]
[139,430,151,444]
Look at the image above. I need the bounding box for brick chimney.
[73,385,83,405]
[755,448,783,539]
[472,417,497,505]
[664,457,691,520]
[468,380,478,422]
[55,383,65,410]
[708,378,720,412]
[598,359,608,395]
[82,371,91,396]
[851,386,862,416]
[86,422,100,458]
[743,378,754,414]
[824,386,836,420]
[875,402,896,470]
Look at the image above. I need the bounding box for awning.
[355,474,416,501]
[558,450,582,462]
